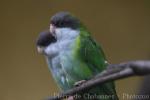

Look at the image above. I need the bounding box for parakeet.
[36,12,118,100]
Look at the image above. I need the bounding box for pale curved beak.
[49,24,56,37]
[37,46,45,54]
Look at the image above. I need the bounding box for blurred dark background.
[0,0,150,100]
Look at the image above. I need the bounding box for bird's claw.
[74,80,86,87]
[67,96,74,100]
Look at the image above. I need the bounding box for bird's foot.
[67,96,74,100]
[74,80,86,87]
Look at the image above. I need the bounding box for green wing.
[77,28,118,99]
[79,29,107,75]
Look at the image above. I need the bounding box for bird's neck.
[55,28,80,41]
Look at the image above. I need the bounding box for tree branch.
[46,60,150,100]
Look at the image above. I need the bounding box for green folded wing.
[77,29,118,99]
[79,29,107,75]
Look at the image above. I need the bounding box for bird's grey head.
[36,30,56,53]
[49,12,80,35]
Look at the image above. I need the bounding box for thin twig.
[46,60,150,100]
